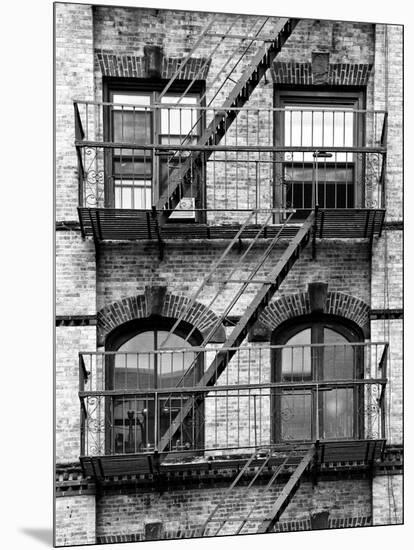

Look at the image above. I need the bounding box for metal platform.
[79,439,386,481]
[78,208,385,242]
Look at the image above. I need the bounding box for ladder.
[200,444,315,536]
[157,212,314,452]
[155,17,298,225]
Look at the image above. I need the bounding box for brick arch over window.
[95,50,211,80]
[97,287,226,346]
[255,290,370,339]
[270,62,373,86]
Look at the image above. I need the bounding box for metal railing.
[79,342,388,456]
[74,101,387,214]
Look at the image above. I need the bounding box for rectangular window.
[275,90,364,215]
[111,93,152,209]
[105,81,204,218]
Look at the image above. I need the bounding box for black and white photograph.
[52,1,403,546]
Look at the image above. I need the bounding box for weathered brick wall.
[56,230,96,316]
[55,3,94,221]
[56,327,96,463]
[55,4,98,472]
[55,494,96,546]
[370,319,402,445]
[371,231,402,310]
[96,240,370,315]
[372,474,403,525]
[277,19,375,64]
[96,478,371,538]
[92,7,278,101]
[369,16,403,441]
[371,25,403,221]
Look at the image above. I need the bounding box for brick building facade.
[54,3,403,546]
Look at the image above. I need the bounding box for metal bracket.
[311,440,320,487]
[152,206,165,261]
[312,206,319,260]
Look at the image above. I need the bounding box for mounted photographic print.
[54,1,403,546]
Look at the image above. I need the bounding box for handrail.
[79,341,389,356]
[74,99,388,114]
[74,141,388,154]
[79,379,388,398]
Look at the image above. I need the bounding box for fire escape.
[75,16,388,535]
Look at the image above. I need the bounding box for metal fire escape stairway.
[200,444,316,536]
[157,212,314,452]
[155,17,298,225]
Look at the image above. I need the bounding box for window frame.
[273,88,365,217]
[103,78,206,218]
[271,313,364,443]
[104,316,205,454]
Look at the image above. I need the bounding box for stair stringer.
[257,444,316,533]
[157,212,314,453]
[155,18,299,225]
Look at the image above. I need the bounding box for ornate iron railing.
[74,101,387,215]
[79,342,388,457]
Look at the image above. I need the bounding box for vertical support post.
[311,439,320,487]
[253,394,257,448]
[312,153,319,259]
[380,345,388,440]
[154,391,159,452]
[79,353,86,456]
[152,206,165,260]
[315,384,320,441]
[380,153,387,210]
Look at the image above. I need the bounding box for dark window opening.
[105,317,204,454]
[274,89,365,216]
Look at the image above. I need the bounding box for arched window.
[105,318,204,454]
[272,315,363,443]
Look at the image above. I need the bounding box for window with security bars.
[275,90,364,214]
[105,82,203,212]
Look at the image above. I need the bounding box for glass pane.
[159,396,196,451]
[284,166,354,209]
[114,330,199,389]
[285,166,354,182]
[285,105,354,162]
[161,95,199,139]
[115,185,132,209]
[157,331,198,388]
[280,391,312,440]
[133,185,152,210]
[112,327,201,452]
[322,388,354,439]
[115,332,155,389]
[323,328,354,380]
[113,158,152,177]
[113,110,151,143]
[113,396,155,453]
[112,93,151,107]
[282,328,311,381]
[114,180,152,209]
